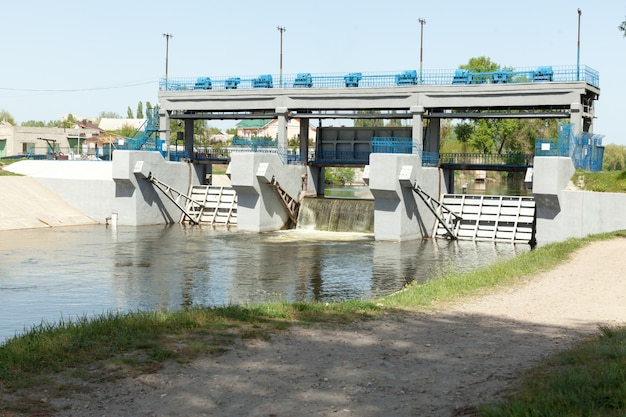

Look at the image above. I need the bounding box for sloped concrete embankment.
[0,176,97,231]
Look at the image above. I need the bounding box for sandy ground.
[3,237,613,417]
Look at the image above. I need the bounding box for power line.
[0,79,157,93]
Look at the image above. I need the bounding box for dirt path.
[17,238,626,416]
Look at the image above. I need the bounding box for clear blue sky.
[1,1,625,144]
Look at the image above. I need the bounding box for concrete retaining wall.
[534,157,626,245]
[6,160,114,224]
[0,176,97,231]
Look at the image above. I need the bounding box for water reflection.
[0,225,528,343]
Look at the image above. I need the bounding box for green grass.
[480,325,626,416]
[574,169,626,193]
[1,231,626,416]
[382,231,625,309]
[0,301,381,384]
[0,159,22,176]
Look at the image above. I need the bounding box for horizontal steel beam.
[170,110,569,120]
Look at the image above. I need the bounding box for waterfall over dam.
[297,198,374,233]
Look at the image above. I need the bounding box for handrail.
[160,65,599,91]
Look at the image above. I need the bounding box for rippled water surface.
[0,224,529,343]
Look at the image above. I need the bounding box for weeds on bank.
[480,325,626,416]
[574,169,626,193]
[381,231,626,309]
[0,300,380,385]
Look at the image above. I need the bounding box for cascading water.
[296,197,374,233]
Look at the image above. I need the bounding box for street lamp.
[419,18,426,84]
[163,33,173,89]
[277,26,286,88]
[577,9,581,81]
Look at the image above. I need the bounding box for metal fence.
[160,65,600,91]
[535,122,604,172]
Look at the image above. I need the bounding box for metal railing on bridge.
[370,149,533,169]
[425,153,534,169]
[160,65,599,91]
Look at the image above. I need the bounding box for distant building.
[0,120,103,159]
[209,131,234,143]
[235,119,316,141]
[98,118,145,132]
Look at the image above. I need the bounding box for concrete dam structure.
[9,66,626,246]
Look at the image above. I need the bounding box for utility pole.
[419,18,426,84]
[277,26,286,88]
[162,33,173,89]
[577,9,581,81]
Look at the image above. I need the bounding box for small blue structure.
[533,66,553,82]
[452,69,472,84]
[193,77,212,90]
[344,72,362,87]
[253,74,273,88]
[492,70,512,84]
[294,73,313,88]
[395,70,418,86]
[225,77,241,89]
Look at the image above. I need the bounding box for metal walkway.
[433,194,535,243]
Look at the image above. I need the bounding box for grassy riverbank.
[2,231,626,416]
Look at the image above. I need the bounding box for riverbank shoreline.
[2,236,625,416]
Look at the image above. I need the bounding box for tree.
[136,102,144,119]
[619,17,626,37]
[127,106,133,119]
[0,110,15,125]
[99,111,121,119]
[470,120,495,153]
[459,56,500,72]
[603,144,626,171]
[62,113,76,129]
[354,111,384,128]
[453,122,474,152]
[21,120,46,127]
[119,123,137,137]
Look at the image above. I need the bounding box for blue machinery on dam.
[139,64,602,243]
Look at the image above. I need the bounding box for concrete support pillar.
[184,119,194,158]
[410,105,425,152]
[425,117,441,154]
[299,116,310,164]
[276,107,289,152]
[112,150,202,226]
[159,110,171,159]
[230,152,306,232]
[533,156,576,245]
[570,102,583,136]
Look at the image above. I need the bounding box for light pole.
[163,33,173,89]
[577,9,581,81]
[277,26,286,88]
[419,18,426,84]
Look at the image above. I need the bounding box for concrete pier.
[366,153,448,241]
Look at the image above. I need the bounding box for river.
[0,224,530,344]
